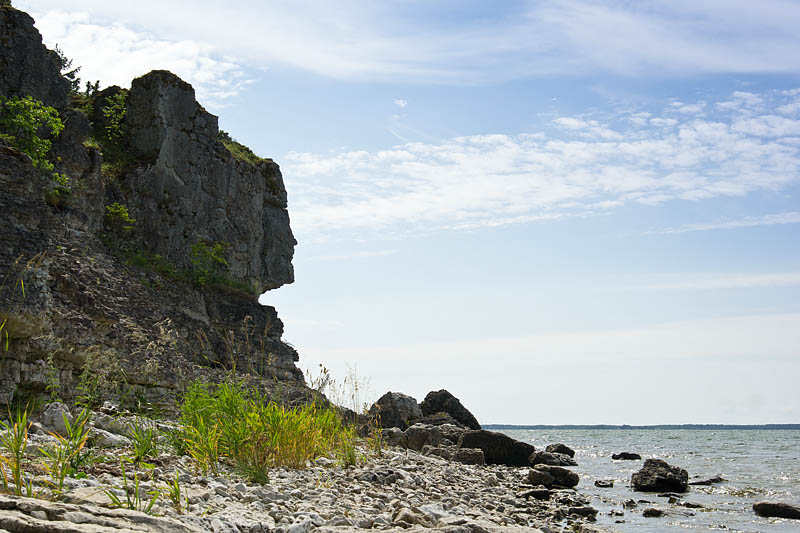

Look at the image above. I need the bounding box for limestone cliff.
[0,4,305,410]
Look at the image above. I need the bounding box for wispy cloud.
[625,273,800,291]
[653,212,800,234]
[284,90,800,239]
[18,0,800,82]
[311,250,399,262]
[393,99,408,108]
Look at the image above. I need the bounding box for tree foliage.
[54,44,81,93]
[0,95,63,173]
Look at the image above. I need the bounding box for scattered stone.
[753,502,800,519]
[632,459,689,493]
[530,450,578,467]
[643,508,665,518]
[545,443,575,458]
[612,452,641,460]
[422,444,485,465]
[594,480,614,488]
[419,389,481,430]
[569,506,598,518]
[369,392,422,430]
[457,430,535,467]
[518,488,553,501]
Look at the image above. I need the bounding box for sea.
[497,428,800,532]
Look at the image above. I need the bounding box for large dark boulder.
[612,452,642,460]
[631,459,688,493]
[420,390,480,430]
[527,465,579,489]
[369,392,422,430]
[403,423,442,451]
[753,502,800,519]
[457,430,535,467]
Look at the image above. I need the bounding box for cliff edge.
[0,4,305,411]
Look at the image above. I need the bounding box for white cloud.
[17,0,800,83]
[393,99,408,108]
[654,211,800,234]
[24,10,252,108]
[284,90,800,240]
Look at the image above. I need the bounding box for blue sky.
[18,0,800,424]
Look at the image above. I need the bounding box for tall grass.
[179,380,356,481]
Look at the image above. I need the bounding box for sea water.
[499,429,800,532]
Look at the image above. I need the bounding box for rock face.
[122,70,295,292]
[457,430,535,467]
[419,389,481,430]
[0,5,304,409]
[0,7,69,107]
[753,502,800,519]
[370,392,423,430]
[631,459,689,493]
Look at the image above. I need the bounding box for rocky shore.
[0,401,615,533]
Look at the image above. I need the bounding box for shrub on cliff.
[0,95,63,174]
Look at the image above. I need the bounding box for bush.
[190,241,229,286]
[0,95,63,173]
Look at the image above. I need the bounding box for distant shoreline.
[486,424,800,430]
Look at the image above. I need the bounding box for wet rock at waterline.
[631,459,689,493]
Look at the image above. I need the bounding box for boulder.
[420,389,481,430]
[381,427,405,447]
[527,465,579,489]
[530,450,578,467]
[369,392,422,430]
[39,402,72,436]
[436,423,468,444]
[612,452,641,460]
[457,430,535,467]
[403,423,442,451]
[753,502,800,519]
[643,508,665,518]
[594,480,614,488]
[545,443,575,457]
[631,459,689,493]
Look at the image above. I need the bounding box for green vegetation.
[0,95,64,173]
[54,44,81,93]
[218,130,271,165]
[105,202,136,234]
[105,458,160,514]
[0,406,35,497]
[41,408,91,495]
[189,240,229,286]
[102,91,127,142]
[129,417,158,464]
[0,1,12,9]
[178,380,357,481]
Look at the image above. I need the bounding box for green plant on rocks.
[41,407,91,495]
[189,240,229,286]
[0,95,63,174]
[0,405,35,497]
[105,458,161,514]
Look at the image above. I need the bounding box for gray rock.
[404,423,442,451]
[545,443,575,458]
[381,427,405,447]
[90,428,131,447]
[594,480,614,488]
[369,391,422,430]
[419,389,481,430]
[530,451,578,467]
[632,459,689,493]
[40,402,72,436]
[457,430,535,467]
[689,475,725,486]
[753,502,800,519]
[642,508,665,518]
[527,465,580,489]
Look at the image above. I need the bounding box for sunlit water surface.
[499,429,800,532]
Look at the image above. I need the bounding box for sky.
[16,0,800,425]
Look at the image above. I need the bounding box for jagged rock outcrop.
[120,70,295,292]
[0,4,303,409]
[369,392,423,430]
[419,389,481,430]
[631,459,689,493]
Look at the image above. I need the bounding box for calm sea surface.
[499,429,800,532]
